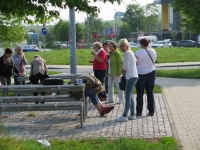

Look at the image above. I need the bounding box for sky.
[59,0,153,23]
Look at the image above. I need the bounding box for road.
[47,64,200,74]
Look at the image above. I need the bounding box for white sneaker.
[116,101,123,104]
[115,115,128,122]
[104,100,114,104]
[127,115,136,120]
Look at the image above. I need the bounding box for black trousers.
[31,73,47,103]
[136,70,156,114]
[94,70,107,99]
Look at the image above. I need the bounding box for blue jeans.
[14,75,25,85]
[123,77,138,117]
[136,70,156,114]
[85,90,99,105]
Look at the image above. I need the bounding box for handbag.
[119,75,126,91]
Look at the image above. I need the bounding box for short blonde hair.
[93,42,103,49]
[118,38,130,49]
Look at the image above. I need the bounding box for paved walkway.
[156,77,200,150]
[1,94,172,140]
[2,76,200,150]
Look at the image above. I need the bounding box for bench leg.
[80,106,83,128]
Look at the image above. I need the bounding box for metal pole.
[69,8,77,74]
[87,14,89,48]
[44,35,46,60]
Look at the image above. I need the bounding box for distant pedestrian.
[29,55,49,104]
[13,45,28,85]
[0,48,14,96]
[103,42,109,95]
[105,41,124,104]
[115,38,138,122]
[135,38,157,117]
[88,42,108,101]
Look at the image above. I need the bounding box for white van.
[137,35,157,48]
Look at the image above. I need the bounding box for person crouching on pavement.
[68,75,114,116]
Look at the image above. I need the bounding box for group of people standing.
[89,38,157,122]
[0,46,48,97]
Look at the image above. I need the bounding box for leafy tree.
[171,30,178,40]
[76,23,84,42]
[123,3,145,32]
[45,27,55,48]
[144,3,158,31]
[53,20,70,42]
[24,33,31,44]
[117,22,131,40]
[0,15,25,46]
[0,0,122,23]
[173,0,200,34]
[84,14,104,42]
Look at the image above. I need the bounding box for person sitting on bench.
[69,75,114,116]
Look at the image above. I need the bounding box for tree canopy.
[0,16,25,46]
[0,0,122,23]
[173,0,200,33]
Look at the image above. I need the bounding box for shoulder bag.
[144,48,154,65]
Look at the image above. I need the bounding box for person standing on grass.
[13,45,28,85]
[103,42,109,96]
[115,38,138,122]
[135,38,157,117]
[88,42,108,101]
[105,41,124,104]
[0,48,14,96]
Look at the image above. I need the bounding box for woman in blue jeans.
[135,38,157,116]
[115,38,138,122]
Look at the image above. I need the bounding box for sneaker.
[147,113,154,116]
[104,100,114,104]
[100,106,114,116]
[115,115,128,122]
[127,115,136,120]
[116,101,123,104]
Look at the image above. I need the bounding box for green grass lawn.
[156,68,200,79]
[0,136,181,150]
[23,47,200,65]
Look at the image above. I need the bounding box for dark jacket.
[0,55,14,77]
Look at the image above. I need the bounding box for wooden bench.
[0,84,86,128]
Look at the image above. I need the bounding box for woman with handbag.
[135,38,157,117]
[29,55,49,104]
[105,41,124,104]
[115,38,138,122]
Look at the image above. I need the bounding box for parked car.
[152,41,171,48]
[194,41,200,47]
[130,43,137,48]
[22,45,39,52]
[172,41,179,47]
[163,39,172,47]
[179,40,195,47]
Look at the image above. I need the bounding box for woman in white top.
[135,38,157,117]
[115,38,138,122]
